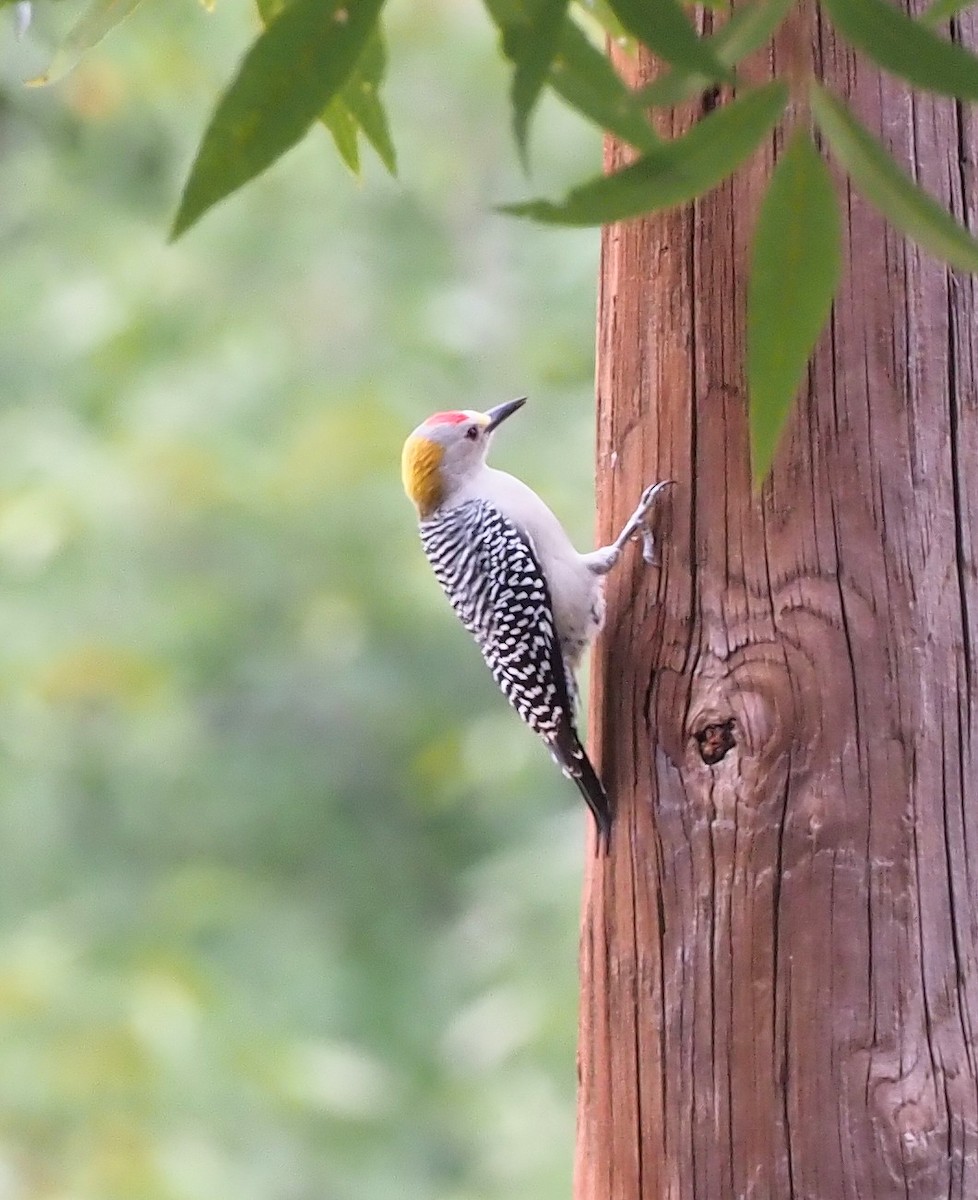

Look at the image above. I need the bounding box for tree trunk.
[578,12,978,1199]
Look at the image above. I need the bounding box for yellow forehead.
[401,434,445,517]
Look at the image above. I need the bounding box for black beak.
[484,396,527,433]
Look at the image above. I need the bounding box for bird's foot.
[584,479,675,576]
[614,479,675,560]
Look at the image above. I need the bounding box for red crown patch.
[424,411,469,426]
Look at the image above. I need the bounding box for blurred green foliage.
[0,2,603,1196]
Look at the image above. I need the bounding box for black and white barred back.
[420,498,612,846]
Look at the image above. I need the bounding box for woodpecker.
[402,397,670,849]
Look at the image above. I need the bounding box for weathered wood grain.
[577,11,978,1198]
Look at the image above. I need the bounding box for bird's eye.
[465,425,479,441]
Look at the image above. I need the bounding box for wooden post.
[577,13,978,1198]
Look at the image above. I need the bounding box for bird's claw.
[641,526,660,566]
[621,480,674,563]
[638,479,675,514]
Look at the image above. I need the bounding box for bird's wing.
[421,500,611,840]
[421,498,570,737]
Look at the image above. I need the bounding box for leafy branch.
[23,0,978,482]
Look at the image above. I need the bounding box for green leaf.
[820,0,978,99]
[342,31,397,174]
[258,0,363,173]
[549,17,659,152]
[494,0,571,156]
[172,0,386,239]
[27,0,145,86]
[638,0,794,108]
[573,0,629,40]
[748,127,840,486]
[920,0,976,27]
[257,0,396,177]
[502,80,787,225]
[605,0,731,82]
[321,98,361,176]
[811,83,978,272]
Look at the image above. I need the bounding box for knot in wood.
[694,719,736,764]
[677,641,818,774]
[650,638,825,828]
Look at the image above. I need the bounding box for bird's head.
[401,396,525,517]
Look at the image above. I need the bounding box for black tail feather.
[553,732,613,854]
